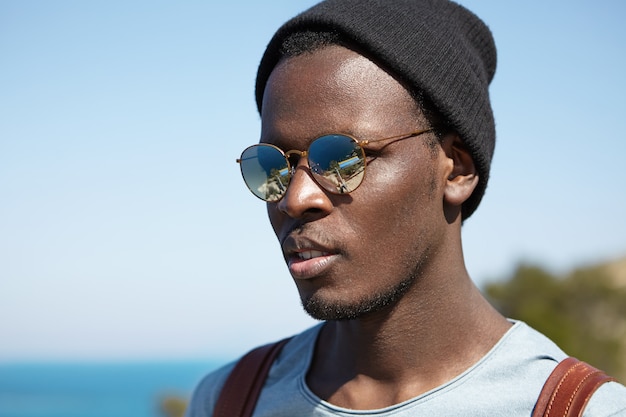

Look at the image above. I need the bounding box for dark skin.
[261,45,511,410]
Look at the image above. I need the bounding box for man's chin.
[300,276,415,321]
[301,295,390,321]
[302,298,362,321]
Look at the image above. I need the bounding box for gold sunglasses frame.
[236,127,434,201]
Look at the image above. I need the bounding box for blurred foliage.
[159,393,188,417]
[484,259,626,383]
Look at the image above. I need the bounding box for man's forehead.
[266,45,412,107]
[260,45,423,147]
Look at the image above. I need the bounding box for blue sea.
[0,360,227,417]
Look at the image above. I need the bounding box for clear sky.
[1,1,625,362]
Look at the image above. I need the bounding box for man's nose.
[276,159,333,219]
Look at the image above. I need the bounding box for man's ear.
[442,133,479,207]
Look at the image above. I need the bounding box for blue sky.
[1,1,625,361]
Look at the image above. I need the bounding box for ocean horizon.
[0,359,228,417]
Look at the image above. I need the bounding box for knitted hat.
[255,0,497,220]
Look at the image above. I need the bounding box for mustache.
[279,223,344,255]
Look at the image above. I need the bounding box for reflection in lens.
[309,135,365,193]
[239,145,290,201]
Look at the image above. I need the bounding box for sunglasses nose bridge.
[284,149,307,159]
[284,149,308,172]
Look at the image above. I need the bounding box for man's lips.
[291,249,331,261]
[282,236,339,279]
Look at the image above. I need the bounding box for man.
[187,0,626,415]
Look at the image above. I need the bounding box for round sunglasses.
[236,128,434,202]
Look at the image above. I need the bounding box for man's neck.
[306,274,511,410]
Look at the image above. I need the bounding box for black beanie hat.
[255,0,497,220]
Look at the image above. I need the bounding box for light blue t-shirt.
[186,321,626,416]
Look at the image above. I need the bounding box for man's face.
[260,45,452,320]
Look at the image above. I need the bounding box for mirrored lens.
[308,135,365,193]
[239,145,290,202]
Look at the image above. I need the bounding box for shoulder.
[497,321,626,417]
[584,380,626,417]
[184,360,236,417]
[441,321,568,409]
[184,324,322,417]
[413,321,623,416]
[477,320,568,378]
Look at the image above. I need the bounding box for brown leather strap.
[532,357,616,417]
[213,338,291,417]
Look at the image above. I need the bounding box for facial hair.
[301,272,415,321]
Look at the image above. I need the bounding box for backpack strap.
[213,337,291,417]
[532,357,616,417]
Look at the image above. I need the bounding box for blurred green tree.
[159,393,188,417]
[484,260,626,383]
